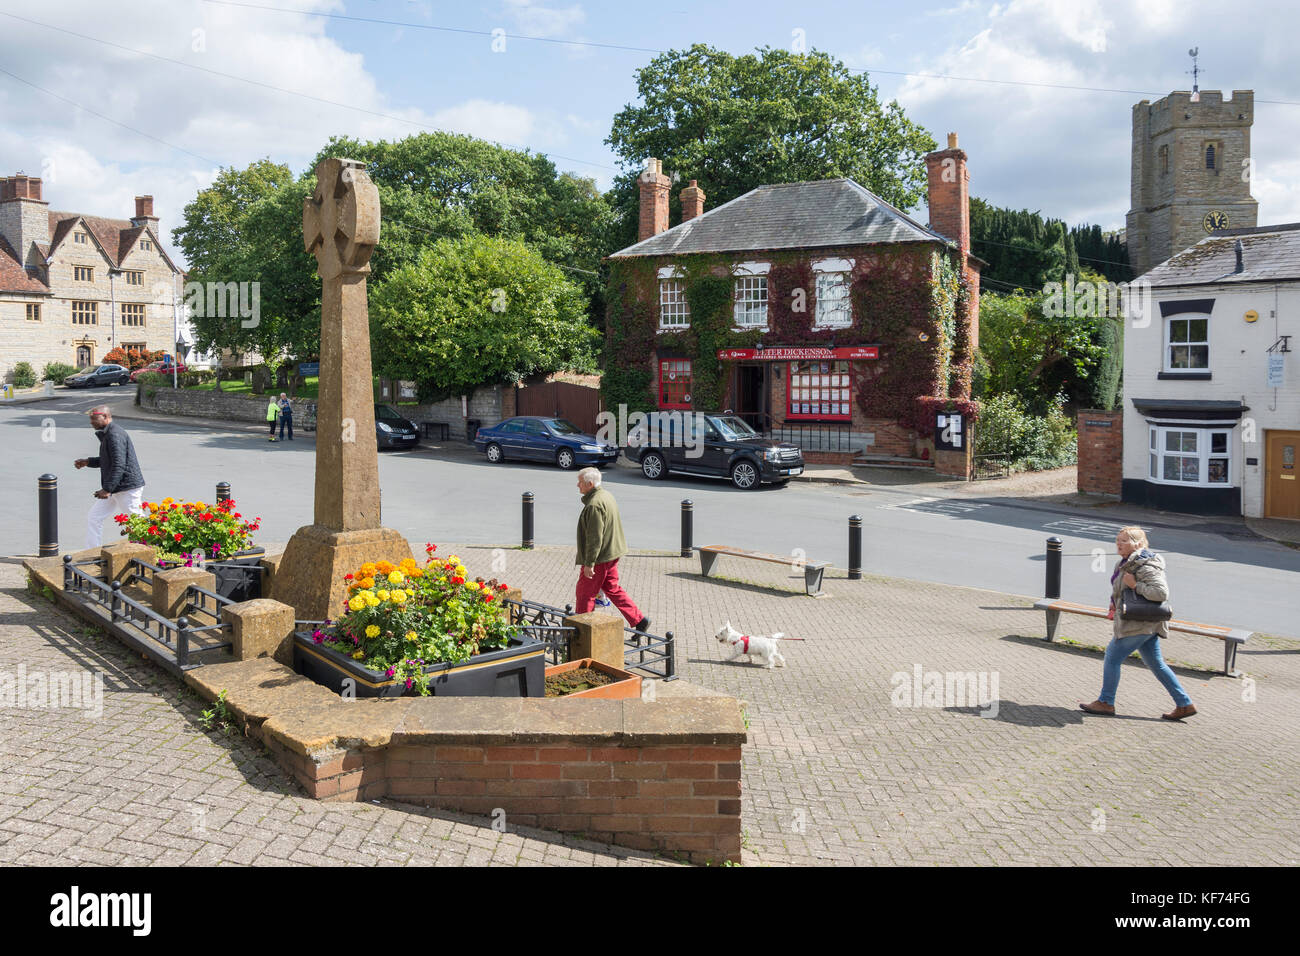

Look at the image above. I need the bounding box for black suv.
[624,413,804,489]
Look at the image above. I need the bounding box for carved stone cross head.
[303,157,381,281]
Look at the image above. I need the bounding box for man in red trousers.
[574,467,650,633]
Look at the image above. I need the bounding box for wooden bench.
[698,544,830,597]
[1032,598,1251,677]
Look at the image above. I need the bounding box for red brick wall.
[1077,409,1122,496]
[263,734,743,865]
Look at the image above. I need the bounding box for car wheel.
[485,443,503,463]
[556,448,576,470]
[731,459,760,490]
[641,451,666,480]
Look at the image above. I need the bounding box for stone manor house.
[0,174,187,380]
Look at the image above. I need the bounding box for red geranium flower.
[173,532,183,541]
[148,525,159,535]
[483,593,494,603]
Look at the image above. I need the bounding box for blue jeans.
[279,415,293,440]
[1099,633,1191,707]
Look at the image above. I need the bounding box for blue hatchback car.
[474,416,620,470]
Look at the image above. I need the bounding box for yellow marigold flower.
[390,590,407,605]
[405,588,415,597]
[465,581,480,591]
[377,589,390,601]
[400,558,417,571]
[348,596,365,612]
[365,595,380,608]
[436,576,446,585]
[388,570,404,585]
[455,566,467,578]
[352,650,365,661]
[405,631,418,642]
[365,624,380,638]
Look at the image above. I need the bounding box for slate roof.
[1141,222,1300,286]
[608,178,955,258]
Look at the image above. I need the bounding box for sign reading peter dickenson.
[935,412,965,451]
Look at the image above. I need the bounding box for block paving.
[3,543,1299,867]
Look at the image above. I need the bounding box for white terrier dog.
[715,621,786,669]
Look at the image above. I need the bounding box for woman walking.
[1080,526,1196,721]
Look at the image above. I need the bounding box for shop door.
[1265,431,1300,519]
[733,364,767,430]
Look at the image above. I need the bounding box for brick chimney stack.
[131,194,159,233]
[924,132,970,257]
[680,179,705,222]
[0,174,50,270]
[638,158,671,241]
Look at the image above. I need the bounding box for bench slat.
[700,544,829,569]
[1032,599,1251,643]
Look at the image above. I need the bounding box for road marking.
[1043,517,1127,539]
[879,496,991,517]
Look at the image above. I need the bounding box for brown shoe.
[1162,704,1197,721]
[1080,700,1115,716]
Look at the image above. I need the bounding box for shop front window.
[788,360,851,420]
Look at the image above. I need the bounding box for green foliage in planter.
[10,362,36,388]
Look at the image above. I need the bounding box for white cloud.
[500,0,586,38]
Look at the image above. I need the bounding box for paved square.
[4,543,1298,866]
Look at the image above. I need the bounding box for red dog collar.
[741,635,750,652]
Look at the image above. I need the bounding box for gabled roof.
[44,212,179,274]
[1142,223,1300,287]
[0,234,50,294]
[609,178,954,259]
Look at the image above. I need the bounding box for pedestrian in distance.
[277,392,294,441]
[74,405,146,549]
[574,467,651,633]
[266,394,279,442]
[1081,526,1196,721]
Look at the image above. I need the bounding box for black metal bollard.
[522,492,534,550]
[216,481,231,503]
[38,474,58,557]
[1045,536,1063,600]
[848,515,863,580]
[665,630,676,679]
[176,616,190,667]
[62,554,73,590]
[680,500,693,557]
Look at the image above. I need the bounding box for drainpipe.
[109,270,117,350]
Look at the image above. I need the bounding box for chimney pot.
[135,195,155,219]
[947,132,958,149]
[680,179,706,223]
[638,157,671,241]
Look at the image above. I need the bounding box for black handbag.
[1119,586,1172,622]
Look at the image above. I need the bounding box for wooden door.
[1265,430,1300,520]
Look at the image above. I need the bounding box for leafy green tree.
[369,235,598,399]
[604,44,936,250]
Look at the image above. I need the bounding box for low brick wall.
[1077,409,1122,496]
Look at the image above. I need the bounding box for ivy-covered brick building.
[603,136,981,470]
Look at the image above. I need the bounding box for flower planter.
[292,631,546,698]
[207,548,266,603]
[544,658,642,699]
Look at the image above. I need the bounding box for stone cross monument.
[272,157,413,620]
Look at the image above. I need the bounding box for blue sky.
[2,0,1298,266]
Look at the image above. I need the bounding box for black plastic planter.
[292,631,546,698]
[207,548,266,603]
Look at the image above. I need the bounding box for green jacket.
[1111,549,1170,640]
[576,486,627,567]
[266,399,279,422]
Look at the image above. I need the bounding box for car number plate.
[786,467,802,476]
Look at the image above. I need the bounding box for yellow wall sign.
[1245,310,1259,323]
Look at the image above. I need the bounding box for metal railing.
[766,421,855,453]
[504,597,576,666]
[972,452,1012,480]
[62,556,232,671]
[624,623,677,681]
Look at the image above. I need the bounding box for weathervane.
[1188,47,1201,101]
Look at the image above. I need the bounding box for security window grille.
[733,276,768,328]
[25,303,40,321]
[121,303,146,327]
[659,359,692,409]
[123,271,144,286]
[1149,426,1231,486]
[71,301,97,325]
[788,360,851,420]
[659,279,689,328]
[814,272,852,328]
[1167,316,1209,370]
[74,266,94,282]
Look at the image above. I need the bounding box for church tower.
[1126,89,1257,276]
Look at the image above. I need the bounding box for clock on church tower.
[1203,210,1230,232]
